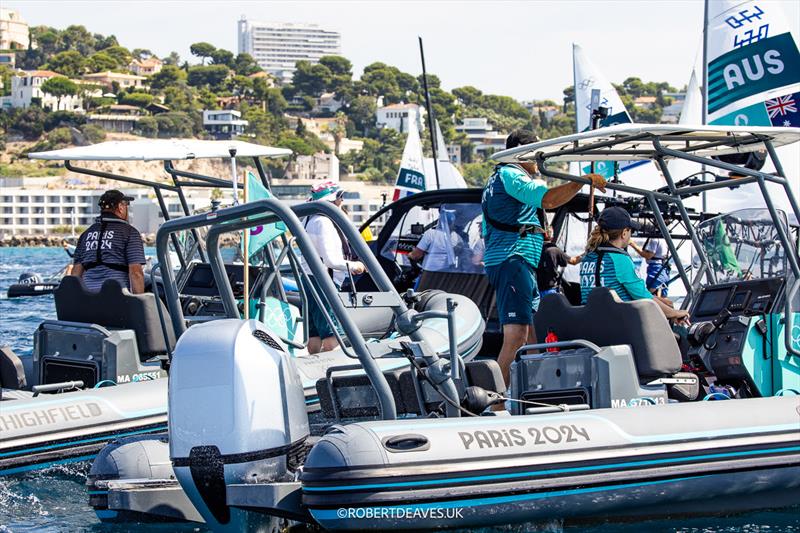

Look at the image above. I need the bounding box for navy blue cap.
[597,207,642,231]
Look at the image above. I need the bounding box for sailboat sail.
[392,124,426,201]
[706,0,800,127]
[572,43,660,187]
[704,0,800,215]
[434,120,449,161]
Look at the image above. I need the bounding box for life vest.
[481,164,546,236]
[81,216,135,274]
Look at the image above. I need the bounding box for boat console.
[686,277,786,396]
[177,262,260,320]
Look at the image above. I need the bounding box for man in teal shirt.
[482,130,607,385]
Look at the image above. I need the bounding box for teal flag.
[244,171,285,259]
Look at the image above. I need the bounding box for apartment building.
[237,18,341,84]
[0,8,29,50]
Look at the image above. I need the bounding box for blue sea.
[1,247,798,532]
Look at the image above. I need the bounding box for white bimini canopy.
[491,124,800,164]
[28,139,292,161]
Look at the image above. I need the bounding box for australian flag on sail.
[766,92,799,127]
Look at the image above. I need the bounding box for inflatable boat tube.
[0,379,168,475]
[301,396,800,529]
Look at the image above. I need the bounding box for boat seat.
[417,271,497,321]
[55,276,176,358]
[533,288,682,380]
[0,345,26,390]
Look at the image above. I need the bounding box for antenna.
[418,36,441,190]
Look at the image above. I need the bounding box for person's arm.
[613,255,688,323]
[541,173,607,209]
[408,230,432,262]
[129,264,145,294]
[70,235,85,278]
[567,253,583,266]
[629,240,655,260]
[126,228,147,293]
[71,263,84,278]
[316,218,364,274]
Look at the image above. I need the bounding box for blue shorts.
[304,275,335,339]
[646,261,670,296]
[485,255,540,326]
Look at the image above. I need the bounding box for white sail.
[422,158,467,190]
[434,120,449,162]
[571,43,663,190]
[668,69,705,181]
[392,124,426,201]
[704,0,800,214]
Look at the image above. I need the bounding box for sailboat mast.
[701,0,709,211]
[418,36,441,190]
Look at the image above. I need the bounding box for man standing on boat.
[482,130,607,385]
[70,190,146,294]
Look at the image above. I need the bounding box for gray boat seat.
[533,288,682,380]
[55,276,176,359]
[0,345,26,390]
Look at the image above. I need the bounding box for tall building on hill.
[0,8,30,50]
[237,18,341,84]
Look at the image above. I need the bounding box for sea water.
[1,247,798,532]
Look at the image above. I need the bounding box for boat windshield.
[695,208,789,282]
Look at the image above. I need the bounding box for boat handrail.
[156,198,410,420]
[515,340,602,360]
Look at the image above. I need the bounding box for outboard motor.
[169,319,309,531]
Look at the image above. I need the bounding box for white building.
[288,152,339,181]
[0,181,150,236]
[128,57,163,77]
[454,117,507,156]
[375,103,424,134]
[237,18,341,84]
[7,70,84,111]
[0,8,29,50]
[82,71,147,90]
[202,109,249,139]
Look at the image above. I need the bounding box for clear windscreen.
[695,208,789,282]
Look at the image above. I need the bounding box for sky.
[7,0,800,101]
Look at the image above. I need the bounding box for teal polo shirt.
[482,165,548,269]
[579,246,654,303]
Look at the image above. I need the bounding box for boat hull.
[301,396,800,530]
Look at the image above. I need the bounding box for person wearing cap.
[482,129,608,385]
[70,190,146,293]
[302,181,366,354]
[580,207,689,324]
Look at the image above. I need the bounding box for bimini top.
[28,139,292,161]
[491,124,800,163]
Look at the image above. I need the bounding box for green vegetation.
[3,23,680,186]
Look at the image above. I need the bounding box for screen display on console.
[695,287,734,317]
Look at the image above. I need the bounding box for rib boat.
[88,125,800,530]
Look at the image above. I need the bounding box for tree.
[47,50,85,77]
[86,52,117,73]
[319,55,352,95]
[329,112,347,155]
[346,95,377,136]
[11,107,46,139]
[135,116,158,138]
[292,60,332,97]
[233,53,261,76]
[120,92,154,107]
[163,51,181,65]
[190,42,216,65]
[149,64,187,91]
[100,45,131,68]
[59,25,95,56]
[187,65,229,91]
[131,48,154,60]
[93,34,119,51]
[210,49,234,67]
[41,76,79,110]
[452,86,482,107]
[155,111,195,137]
[44,110,86,131]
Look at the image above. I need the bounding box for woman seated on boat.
[580,207,689,325]
[302,181,366,354]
